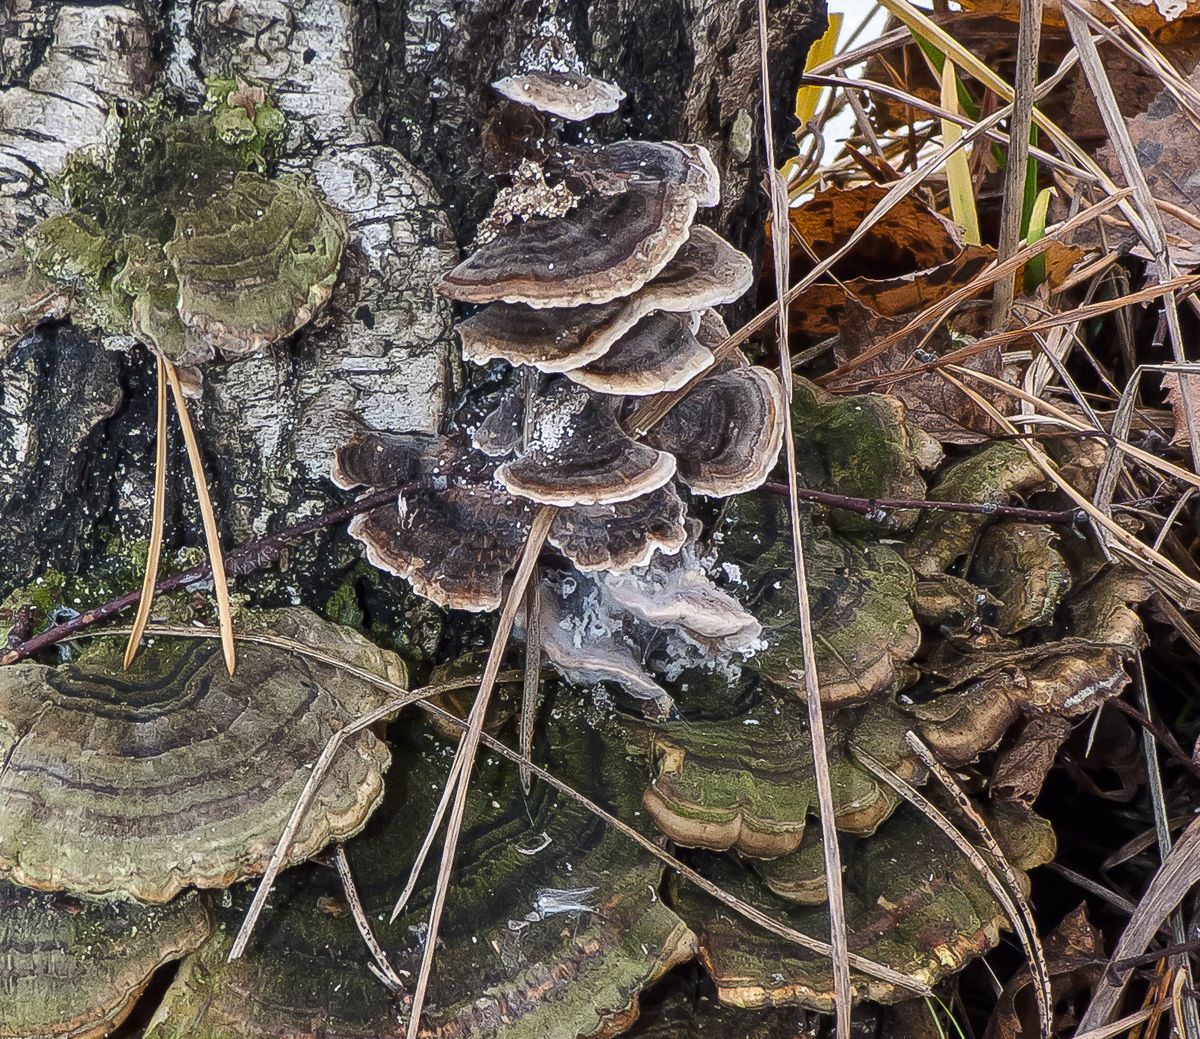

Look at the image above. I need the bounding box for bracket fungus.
[457,225,752,372]
[674,802,1055,1010]
[0,610,399,902]
[492,70,626,122]
[496,381,678,506]
[0,882,210,1039]
[146,707,695,1039]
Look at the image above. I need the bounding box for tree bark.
[0,0,822,608]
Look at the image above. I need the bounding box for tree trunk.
[0,0,822,611]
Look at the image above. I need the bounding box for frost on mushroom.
[0,610,398,903]
[146,708,696,1039]
[0,882,210,1039]
[496,381,677,506]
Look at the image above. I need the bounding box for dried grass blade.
[164,360,236,674]
[990,0,1043,328]
[1077,814,1200,1031]
[519,576,542,795]
[1061,1,1200,471]
[124,355,168,670]
[405,506,556,1039]
[939,60,981,246]
[334,845,407,993]
[900,734,1052,1039]
[757,2,852,1032]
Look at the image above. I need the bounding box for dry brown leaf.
[983,903,1105,1039]
[829,298,1005,444]
[991,714,1075,805]
[1095,62,1200,265]
[1162,369,1200,445]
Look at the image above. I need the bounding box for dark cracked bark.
[0,0,822,612]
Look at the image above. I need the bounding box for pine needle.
[124,355,168,670]
[163,360,236,675]
[757,1,852,1033]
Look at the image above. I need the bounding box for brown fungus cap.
[0,610,398,903]
[549,483,689,572]
[437,181,697,307]
[334,430,533,612]
[567,310,715,396]
[457,225,752,372]
[498,380,676,506]
[645,364,785,496]
[493,69,626,121]
[0,882,211,1039]
[553,140,721,207]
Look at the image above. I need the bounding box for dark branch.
[760,481,1085,526]
[0,482,419,666]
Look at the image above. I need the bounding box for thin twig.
[124,355,168,670]
[0,482,421,666]
[164,359,236,674]
[519,576,542,795]
[757,5,851,1034]
[761,482,1082,524]
[333,845,408,994]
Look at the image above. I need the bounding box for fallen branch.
[0,481,421,666]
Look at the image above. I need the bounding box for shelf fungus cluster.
[336,73,783,712]
[0,610,403,1038]
[0,78,345,386]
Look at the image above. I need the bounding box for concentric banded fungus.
[554,140,721,206]
[147,708,696,1039]
[493,69,626,121]
[567,311,714,395]
[438,183,698,307]
[720,494,921,705]
[907,569,1148,765]
[456,225,751,372]
[497,381,676,505]
[334,430,533,612]
[165,171,344,357]
[0,882,210,1039]
[644,364,785,496]
[548,483,689,571]
[674,802,1055,1010]
[0,610,398,902]
[643,681,924,858]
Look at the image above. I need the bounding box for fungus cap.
[457,225,751,372]
[0,610,398,902]
[496,381,676,506]
[493,70,626,121]
[566,310,714,396]
[548,483,689,572]
[437,182,697,308]
[645,363,785,496]
[335,431,533,612]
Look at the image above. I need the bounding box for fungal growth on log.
[0,11,1159,1038]
[0,610,400,902]
[338,75,785,709]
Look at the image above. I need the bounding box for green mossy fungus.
[19,78,343,368]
